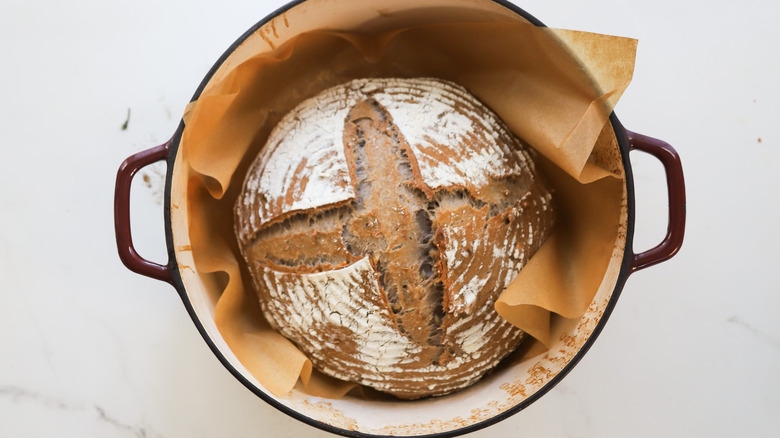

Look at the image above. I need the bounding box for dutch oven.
[114,1,685,436]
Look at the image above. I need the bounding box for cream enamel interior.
[169,0,629,435]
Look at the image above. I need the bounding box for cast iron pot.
[114,1,686,436]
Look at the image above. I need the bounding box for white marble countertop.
[1,0,778,436]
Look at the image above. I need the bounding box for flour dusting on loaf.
[235,78,554,399]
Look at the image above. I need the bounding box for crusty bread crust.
[236,78,554,399]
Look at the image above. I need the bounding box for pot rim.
[159,1,638,437]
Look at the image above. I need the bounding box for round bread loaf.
[235,77,554,399]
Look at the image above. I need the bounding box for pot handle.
[114,141,173,284]
[626,130,686,274]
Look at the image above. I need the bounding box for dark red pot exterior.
[113,2,686,437]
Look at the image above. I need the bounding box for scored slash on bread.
[235,78,554,399]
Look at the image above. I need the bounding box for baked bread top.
[235,78,554,399]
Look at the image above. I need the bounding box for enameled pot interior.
[166,0,631,436]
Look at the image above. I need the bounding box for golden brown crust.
[235,78,555,399]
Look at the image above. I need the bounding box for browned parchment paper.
[179,19,636,398]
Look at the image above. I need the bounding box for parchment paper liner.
[179,16,636,399]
